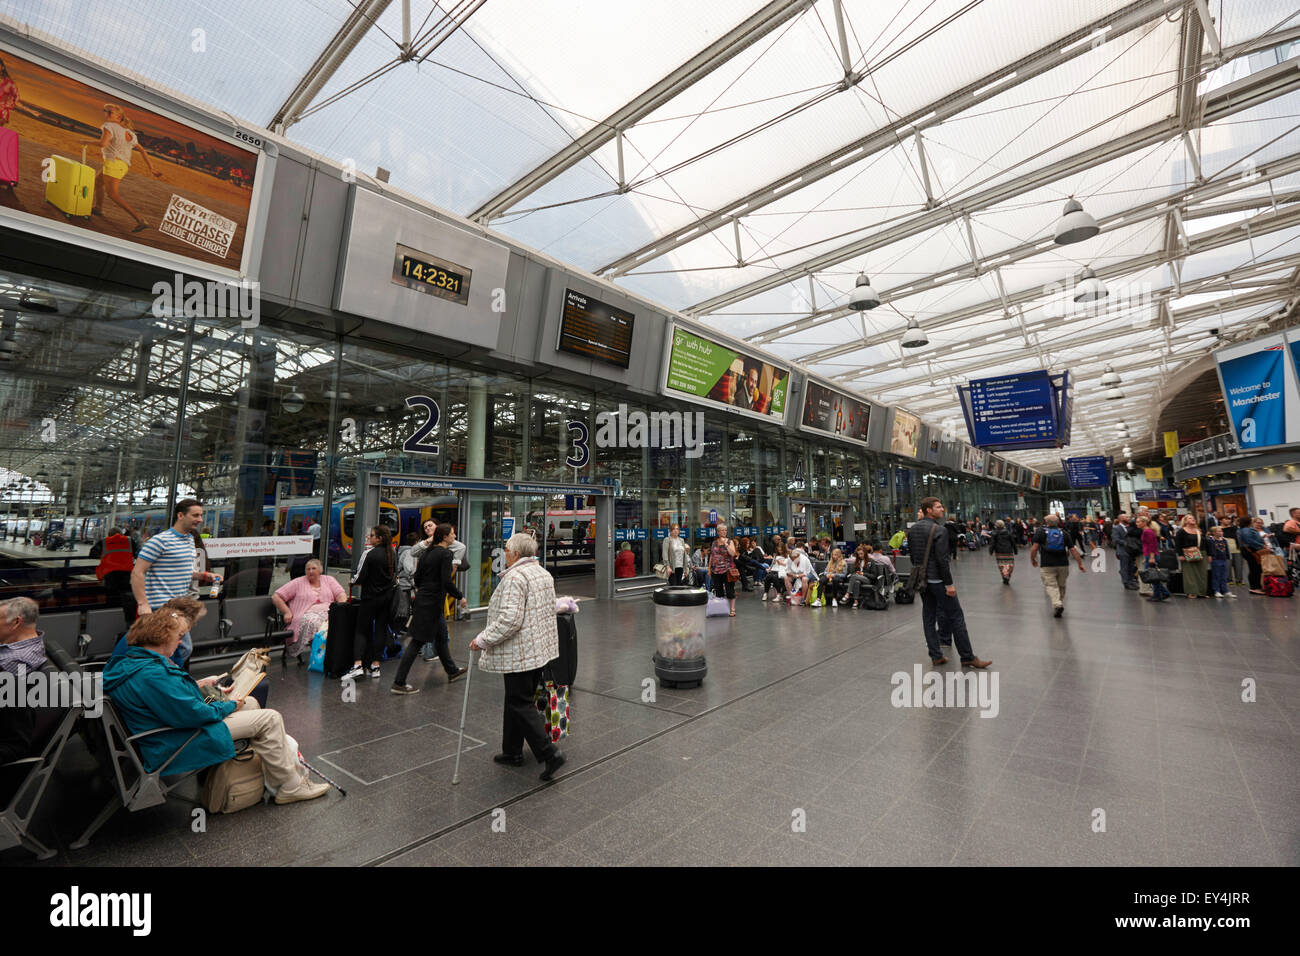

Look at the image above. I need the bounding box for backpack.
[893,582,915,605]
[202,751,267,814]
[861,583,889,610]
[1044,527,1066,552]
[1263,574,1293,598]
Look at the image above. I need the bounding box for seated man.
[102,611,327,804]
[785,547,815,604]
[0,597,47,764]
[0,597,46,676]
[868,543,896,573]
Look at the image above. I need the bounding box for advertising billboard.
[663,325,789,423]
[0,42,264,277]
[800,378,871,445]
[890,409,922,459]
[1214,332,1300,451]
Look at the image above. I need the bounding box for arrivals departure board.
[557,288,634,368]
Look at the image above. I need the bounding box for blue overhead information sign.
[967,372,1057,446]
[1061,456,1111,489]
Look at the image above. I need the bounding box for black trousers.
[668,567,686,586]
[1244,552,1263,590]
[353,597,391,668]
[501,668,558,762]
[395,601,457,683]
[102,570,134,629]
[920,582,975,663]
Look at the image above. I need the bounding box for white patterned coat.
[475,557,559,674]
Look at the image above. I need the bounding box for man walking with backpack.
[1030,513,1086,618]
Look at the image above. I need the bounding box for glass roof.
[7,0,1300,471]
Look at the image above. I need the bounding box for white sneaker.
[831,599,838,608]
[811,600,821,608]
[1224,591,1237,599]
[274,778,329,805]
[341,665,363,682]
[761,592,768,601]
[1213,592,1224,599]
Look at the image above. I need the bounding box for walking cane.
[451,649,476,785]
[299,755,348,797]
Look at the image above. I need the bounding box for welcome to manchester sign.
[1214,332,1300,452]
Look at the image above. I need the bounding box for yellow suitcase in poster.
[45,146,95,219]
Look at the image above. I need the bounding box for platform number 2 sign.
[403,396,440,456]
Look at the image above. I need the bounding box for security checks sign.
[1214,332,1300,451]
[663,325,788,422]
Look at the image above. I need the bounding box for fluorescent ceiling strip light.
[973,71,1018,98]
[1061,26,1111,54]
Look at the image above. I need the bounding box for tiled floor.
[7,550,1297,867]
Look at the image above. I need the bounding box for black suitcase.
[1166,570,1184,595]
[553,612,578,686]
[325,602,358,677]
[1157,550,1179,572]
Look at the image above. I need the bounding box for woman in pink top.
[1138,516,1169,602]
[273,559,346,657]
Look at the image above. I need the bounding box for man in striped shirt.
[130,499,214,667]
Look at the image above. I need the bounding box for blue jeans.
[171,630,193,668]
[920,582,975,663]
[1145,557,1169,600]
[1210,558,1229,595]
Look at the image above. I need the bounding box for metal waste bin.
[652,586,708,688]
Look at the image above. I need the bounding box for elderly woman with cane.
[468,532,566,781]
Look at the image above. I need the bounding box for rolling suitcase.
[324,602,358,677]
[554,611,578,686]
[1166,571,1183,595]
[1157,550,1179,572]
[45,146,95,218]
[0,127,17,189]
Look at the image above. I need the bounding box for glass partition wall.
[0,259,1052,611]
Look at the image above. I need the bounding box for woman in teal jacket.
[102,611,328,803]
[102,617,237,775]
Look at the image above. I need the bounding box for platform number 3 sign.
[403,396,441,456]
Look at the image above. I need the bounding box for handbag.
[1259,552,1287,576]
[1139,567,1169,584]
[534,666,570,741]
[308,630,327,673]
[726,566,740,583]
[905,523,938,595]
[653,562,671,580]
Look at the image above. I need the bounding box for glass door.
[463,492,506,609]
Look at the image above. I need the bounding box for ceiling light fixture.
[1054,198,1100,245]
[1100,365,1121,387]
[1073,267,1108,303]
[900,317,928,349]
[848,273,881,311]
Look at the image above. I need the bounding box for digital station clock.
[391,243,472,306]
